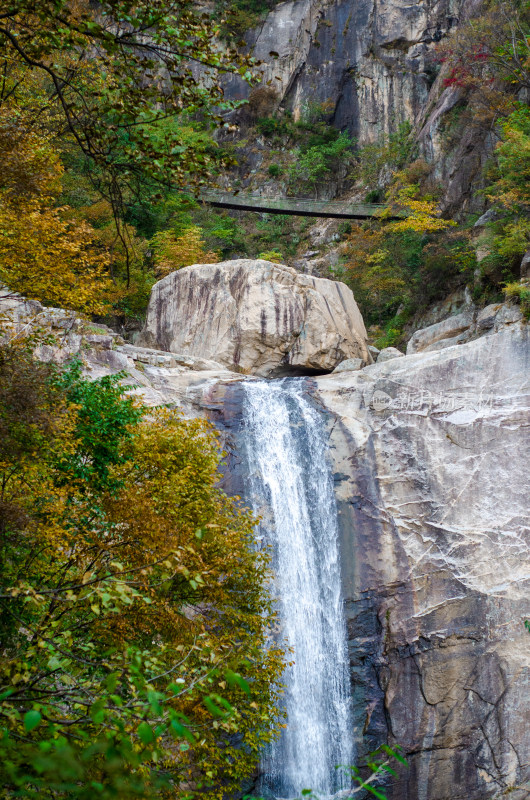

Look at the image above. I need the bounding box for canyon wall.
[316,321,529,800]
[223,0,489,212]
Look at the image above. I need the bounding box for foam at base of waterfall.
[242,379,353,799]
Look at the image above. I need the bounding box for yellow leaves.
[0,104,114,313]
[1,353,284,797]
[0,197,113,314]
[151,226,219,278]
[0,106,63,201]
[386,183,457,234]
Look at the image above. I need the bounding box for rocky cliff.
[223,0,488,212]
[3,268,529,799]
[210,314,529,800]
[318,322,529,800]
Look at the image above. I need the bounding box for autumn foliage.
[0,109,112,313]
[0,343,284,798]
[151,227,219,278]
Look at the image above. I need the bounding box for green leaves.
[136,722,155,745]
[170,718,196,743]
[344,743,408,800]
[23,710,42,732]
[204,694,234,718]
[225,669,250,696]
[380,744,407,766]
[53,359,144,491]
[0,347,285,799]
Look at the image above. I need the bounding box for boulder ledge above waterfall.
[138,259,370,376]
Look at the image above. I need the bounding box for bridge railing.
[198,190,392,219]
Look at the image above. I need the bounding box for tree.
[487,106,530,212]
[0,107,113,313]
[0,0,254,284]
[0,343,284,798]
[151,226,219,277]
[436,0,530,124]
[384,179,456,235]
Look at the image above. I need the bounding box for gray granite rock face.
[407,303,524,354]
[222,0,489,213]
[333,357,363,373]
[314,322,530,800]
[225,0,467,145]
[376,346,405,362]
[138,260,370,377]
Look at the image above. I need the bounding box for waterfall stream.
[241,379,353,799]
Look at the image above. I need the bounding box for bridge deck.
[198,191,394,219]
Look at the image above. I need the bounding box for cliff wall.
[223,0,489,212]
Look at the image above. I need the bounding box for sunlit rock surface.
[138,259,369,376]
[315,321,530,800]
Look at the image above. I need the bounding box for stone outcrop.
[333,357,363,373]
[0,292,238,415]
[139,259,370,376]
[407,302,524,354]
[376,346,405,363]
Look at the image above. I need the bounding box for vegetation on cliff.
[1,0,529,337]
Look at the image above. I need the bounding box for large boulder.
[138,259,370,376]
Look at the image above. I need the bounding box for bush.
[268,163,283,178]
[216,0,283,38]
[256,116,291,140]
[288,132,355,195]
[358,121,416,188]
[258,249,284,262]
[504,281,530,317]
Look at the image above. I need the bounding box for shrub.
[256,116,291,140]
[504,281,530,317]
[258,250,284,262]
[358,121,416,188]
[268,163,283,178]
[288,132,355,195]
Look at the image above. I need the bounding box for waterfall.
[241,379,353,799]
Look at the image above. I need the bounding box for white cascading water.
[242,379,353,799]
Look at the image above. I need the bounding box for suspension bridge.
[198,190,397,219]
